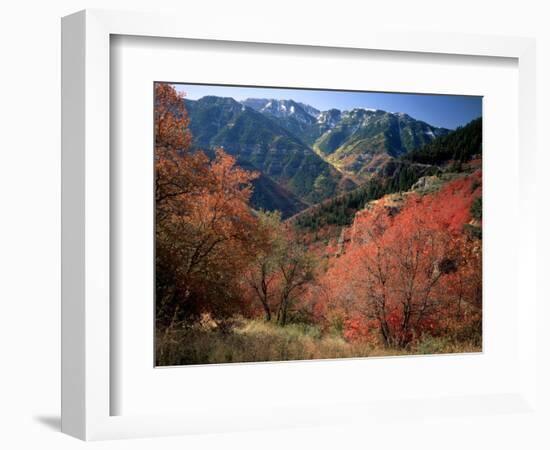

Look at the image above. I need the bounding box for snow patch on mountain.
[425,129,436,138]
[317,109,342,128]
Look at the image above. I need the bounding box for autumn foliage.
[318,173,482,347]
[154,83,482,365]
[155,84,265,328]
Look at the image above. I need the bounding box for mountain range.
[183,95,452,217]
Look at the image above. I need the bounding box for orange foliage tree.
[155,84,264,329]
[320,173,482,347]
[241,211,284,322]
[242,212,316,325]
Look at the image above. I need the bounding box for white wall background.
[0,1,548,449]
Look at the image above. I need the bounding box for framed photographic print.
[153,82,483,367]
[62,9,539,442]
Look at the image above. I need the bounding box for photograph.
[154,82,483,366]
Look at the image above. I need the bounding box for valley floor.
[155,318,482,366]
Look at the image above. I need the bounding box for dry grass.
[156,318,481,366]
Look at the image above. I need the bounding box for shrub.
[413,336,452,354]
[470,196,482,220]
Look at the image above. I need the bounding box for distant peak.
[241,98,320,122]
[346,107,381,115]
[199,95,240,105]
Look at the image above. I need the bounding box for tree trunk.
[261,273,271,321]
[277,294,290,326]
[280,304,288,326]
[262,301,271,322]
[276,294,287,326]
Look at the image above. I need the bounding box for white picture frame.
[61,9,538,441]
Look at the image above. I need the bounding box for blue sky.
[173,83,482,130]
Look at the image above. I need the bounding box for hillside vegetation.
[185,96,356,209]
[182,95,454,215]
[157,318,479,366]
[293,117,482,232]
[155,84,482,366]
[403,117,482,165]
